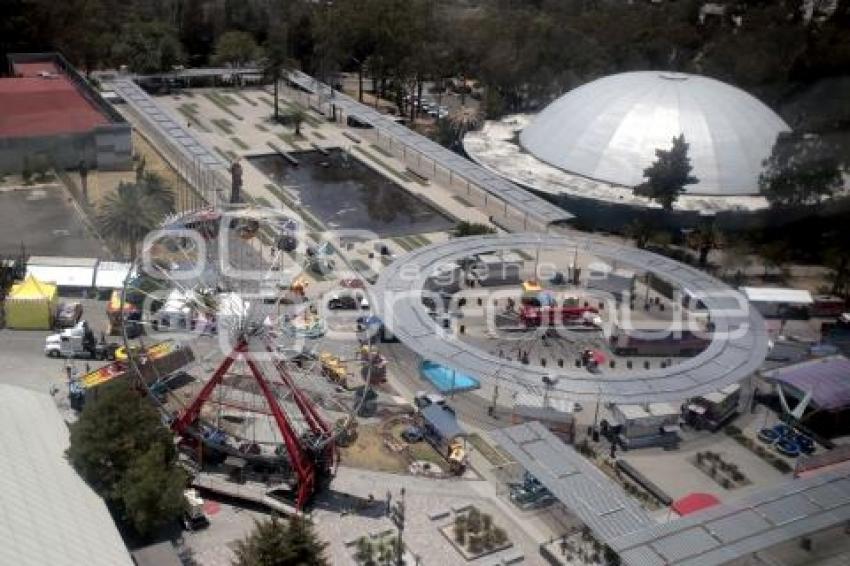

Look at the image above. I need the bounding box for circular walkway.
[372,233,769,404]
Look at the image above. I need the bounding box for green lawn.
[233,91,258,107]
[176,104,211,132]
[230,136,250,150]
[468,433,513,466]
[351,146,414,183]
[275,133,304,150]
[452,195,475,207]
[214,146,237,162]
[203,92,244,120]
[211,118,234,135]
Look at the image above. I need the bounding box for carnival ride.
[118,205,372,509]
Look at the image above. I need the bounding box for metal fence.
[118,98,228,211]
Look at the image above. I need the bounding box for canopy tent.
[741,287,814,304]
[4,274,57,329]
[420,404,465,442]
[26,256,98,289]
[672,492,720,517]
[94,262,132,290]
[763,355,850,411]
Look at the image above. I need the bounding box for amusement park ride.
[109,205,370,510]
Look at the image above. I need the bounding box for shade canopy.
[520,71,790,195]
[763,356,850,411]
[4,274,57,329]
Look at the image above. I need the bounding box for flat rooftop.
[0,61,109,137]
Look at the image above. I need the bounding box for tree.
[232,516,329,566]
[624,219,654,249]
[760,240,790,280]
[262,24,296,123]
[96,176,174,261]
[354,537,374,565]
[119,445,187,537]
[687,222,724,267]
[759,133,843,207]
[67,381,176,499]
[634,134,699,210]
[112,21,184,74]
[213,30,261,85]
[453,221,496,237]
[288,106,308,136]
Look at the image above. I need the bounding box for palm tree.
[97,182,161,261]
[96,175,173,261]
[138,172,176,216]
[262,25,295,123]
[289,106,307,136]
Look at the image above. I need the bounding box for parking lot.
[0,184,107,257]
[0,297,113,393]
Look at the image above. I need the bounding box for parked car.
[414,390,446,408]
[328,292,369,310]
[401,426,423,443]
[55,302,83,328]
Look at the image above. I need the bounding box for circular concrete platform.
[372,234,769,404]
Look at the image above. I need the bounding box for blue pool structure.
[420,360,481,394]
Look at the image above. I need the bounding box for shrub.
[732,471,745,482]
[721,478,732,489]
[22,157,32,185]
[483,529,495,550]
[492,527,507,546]
[468,533,483,554]
[467,507,482,533]
[31,155,51,182]
[772,459,793,474]
[454,521,467,544]
[482,513,493,532]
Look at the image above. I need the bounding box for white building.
[0,384,133,566]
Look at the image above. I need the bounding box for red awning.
[672,492,720,516]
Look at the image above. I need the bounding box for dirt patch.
[339,418,448,474]
[338,423,409,474]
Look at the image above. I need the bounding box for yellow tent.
[4,275,57,330]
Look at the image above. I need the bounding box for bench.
[342,131,362,144]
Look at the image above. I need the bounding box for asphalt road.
[0,297,114,393]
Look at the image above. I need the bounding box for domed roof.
[519,71,790,196]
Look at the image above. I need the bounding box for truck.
[182,489,209,530]
[44,321,119,360]
[519,305,600,328]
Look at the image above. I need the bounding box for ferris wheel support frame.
[171,337,326,509]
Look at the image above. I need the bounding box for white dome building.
[519,71,790,196]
